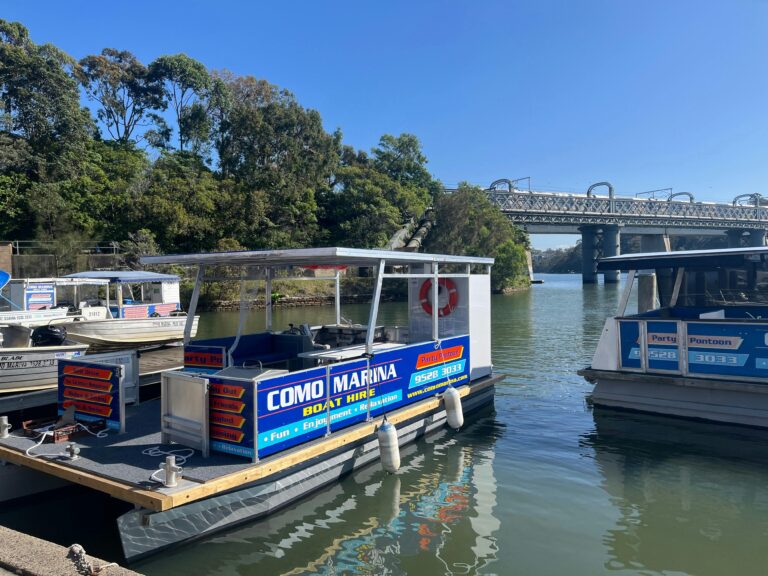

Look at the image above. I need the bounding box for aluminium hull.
[0,308,70,327]
[66,316,199,349]
[0,343,89,393]
[581,367,768,428]
[117,378,497,562]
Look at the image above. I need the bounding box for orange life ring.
[419,278,459,317]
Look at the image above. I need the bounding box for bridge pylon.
[579,225,622,284]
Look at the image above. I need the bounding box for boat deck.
[0,375,500,513]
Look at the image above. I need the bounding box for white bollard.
[162,455,182,487]
[0,416,10,439]
[377,419,400,473]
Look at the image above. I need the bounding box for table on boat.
[298,342,404,363]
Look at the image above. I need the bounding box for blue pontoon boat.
[581,246,768,427]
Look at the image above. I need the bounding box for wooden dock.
[0,346,183,413]
[0,377,498,513]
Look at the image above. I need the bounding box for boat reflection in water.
[138,409,503,576]
[583,407,768,576]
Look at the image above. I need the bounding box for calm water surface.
[10,274,768,575]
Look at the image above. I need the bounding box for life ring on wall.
[419,278,459,317]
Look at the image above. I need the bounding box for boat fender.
[443,386,464,430]
[0,416,10,439]
[377,417,400,473]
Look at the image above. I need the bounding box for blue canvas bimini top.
[64,271,180,283]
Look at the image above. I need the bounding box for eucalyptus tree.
[317,145,402,248]
[213,73,338,248]
[0,19,91,171]
[149,54,212,152]
[77,48,165,145]
[372,133,440,220]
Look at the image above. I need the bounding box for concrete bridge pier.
[602,225,621,283]
[747,229,767,247]
[579,225,599,284]
[725,229,766,247]
[726,229,744,248]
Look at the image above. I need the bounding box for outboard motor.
[31,325,68,347]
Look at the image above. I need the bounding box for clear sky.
[4,0,768,249]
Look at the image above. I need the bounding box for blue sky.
[4,0,768,249]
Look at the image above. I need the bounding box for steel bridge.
[448,180,768,283]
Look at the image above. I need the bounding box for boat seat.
[191,331,314,371]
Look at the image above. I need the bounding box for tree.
[318,146,402,247]
[425,183,530,291]
[213,74,338,247]
[77,48,164,144]
[149,54,212,152]
[372,133,439,219]
[134,151,227,252]
[0,19,92,179]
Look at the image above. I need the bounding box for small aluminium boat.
[580,246,768,427]
[0,275,73,327]
[0,324,87,393]
[62,271,199,349]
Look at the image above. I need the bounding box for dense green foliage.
[425,184,530,291]
[0,20,529,289]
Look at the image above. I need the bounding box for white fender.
[377,419,400,473]
[443,386,464,430]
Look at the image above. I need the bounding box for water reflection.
[583,407,768,576]
[139,410,504,576]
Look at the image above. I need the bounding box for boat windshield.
[678,264,768,307]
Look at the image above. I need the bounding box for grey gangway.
[444,180,768,283]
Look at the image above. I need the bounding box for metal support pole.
[184,265,205,345]
[265,268,273,332]
[365,259,386,355]
[432,263,439,340]
[229,268,253,367]
[335,270,341,325]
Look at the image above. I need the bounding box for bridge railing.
[487,191,768,223]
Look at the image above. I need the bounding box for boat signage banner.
[25,283,55,310]
[207,335,472,460]
[208,375,256,459]
[184,345,226,374]
[57,359,124,432]
[686,322,768,378]
[646,321,680,372]
[618,320,642,369]
[252,335,471,459]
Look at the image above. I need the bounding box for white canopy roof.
[141,247,494,268]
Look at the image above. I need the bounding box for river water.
[9,274,768,575]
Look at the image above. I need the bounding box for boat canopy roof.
[9,277,109,286]
[64,271,180,283]
[598,246,768,271]
[140,247,494,268]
